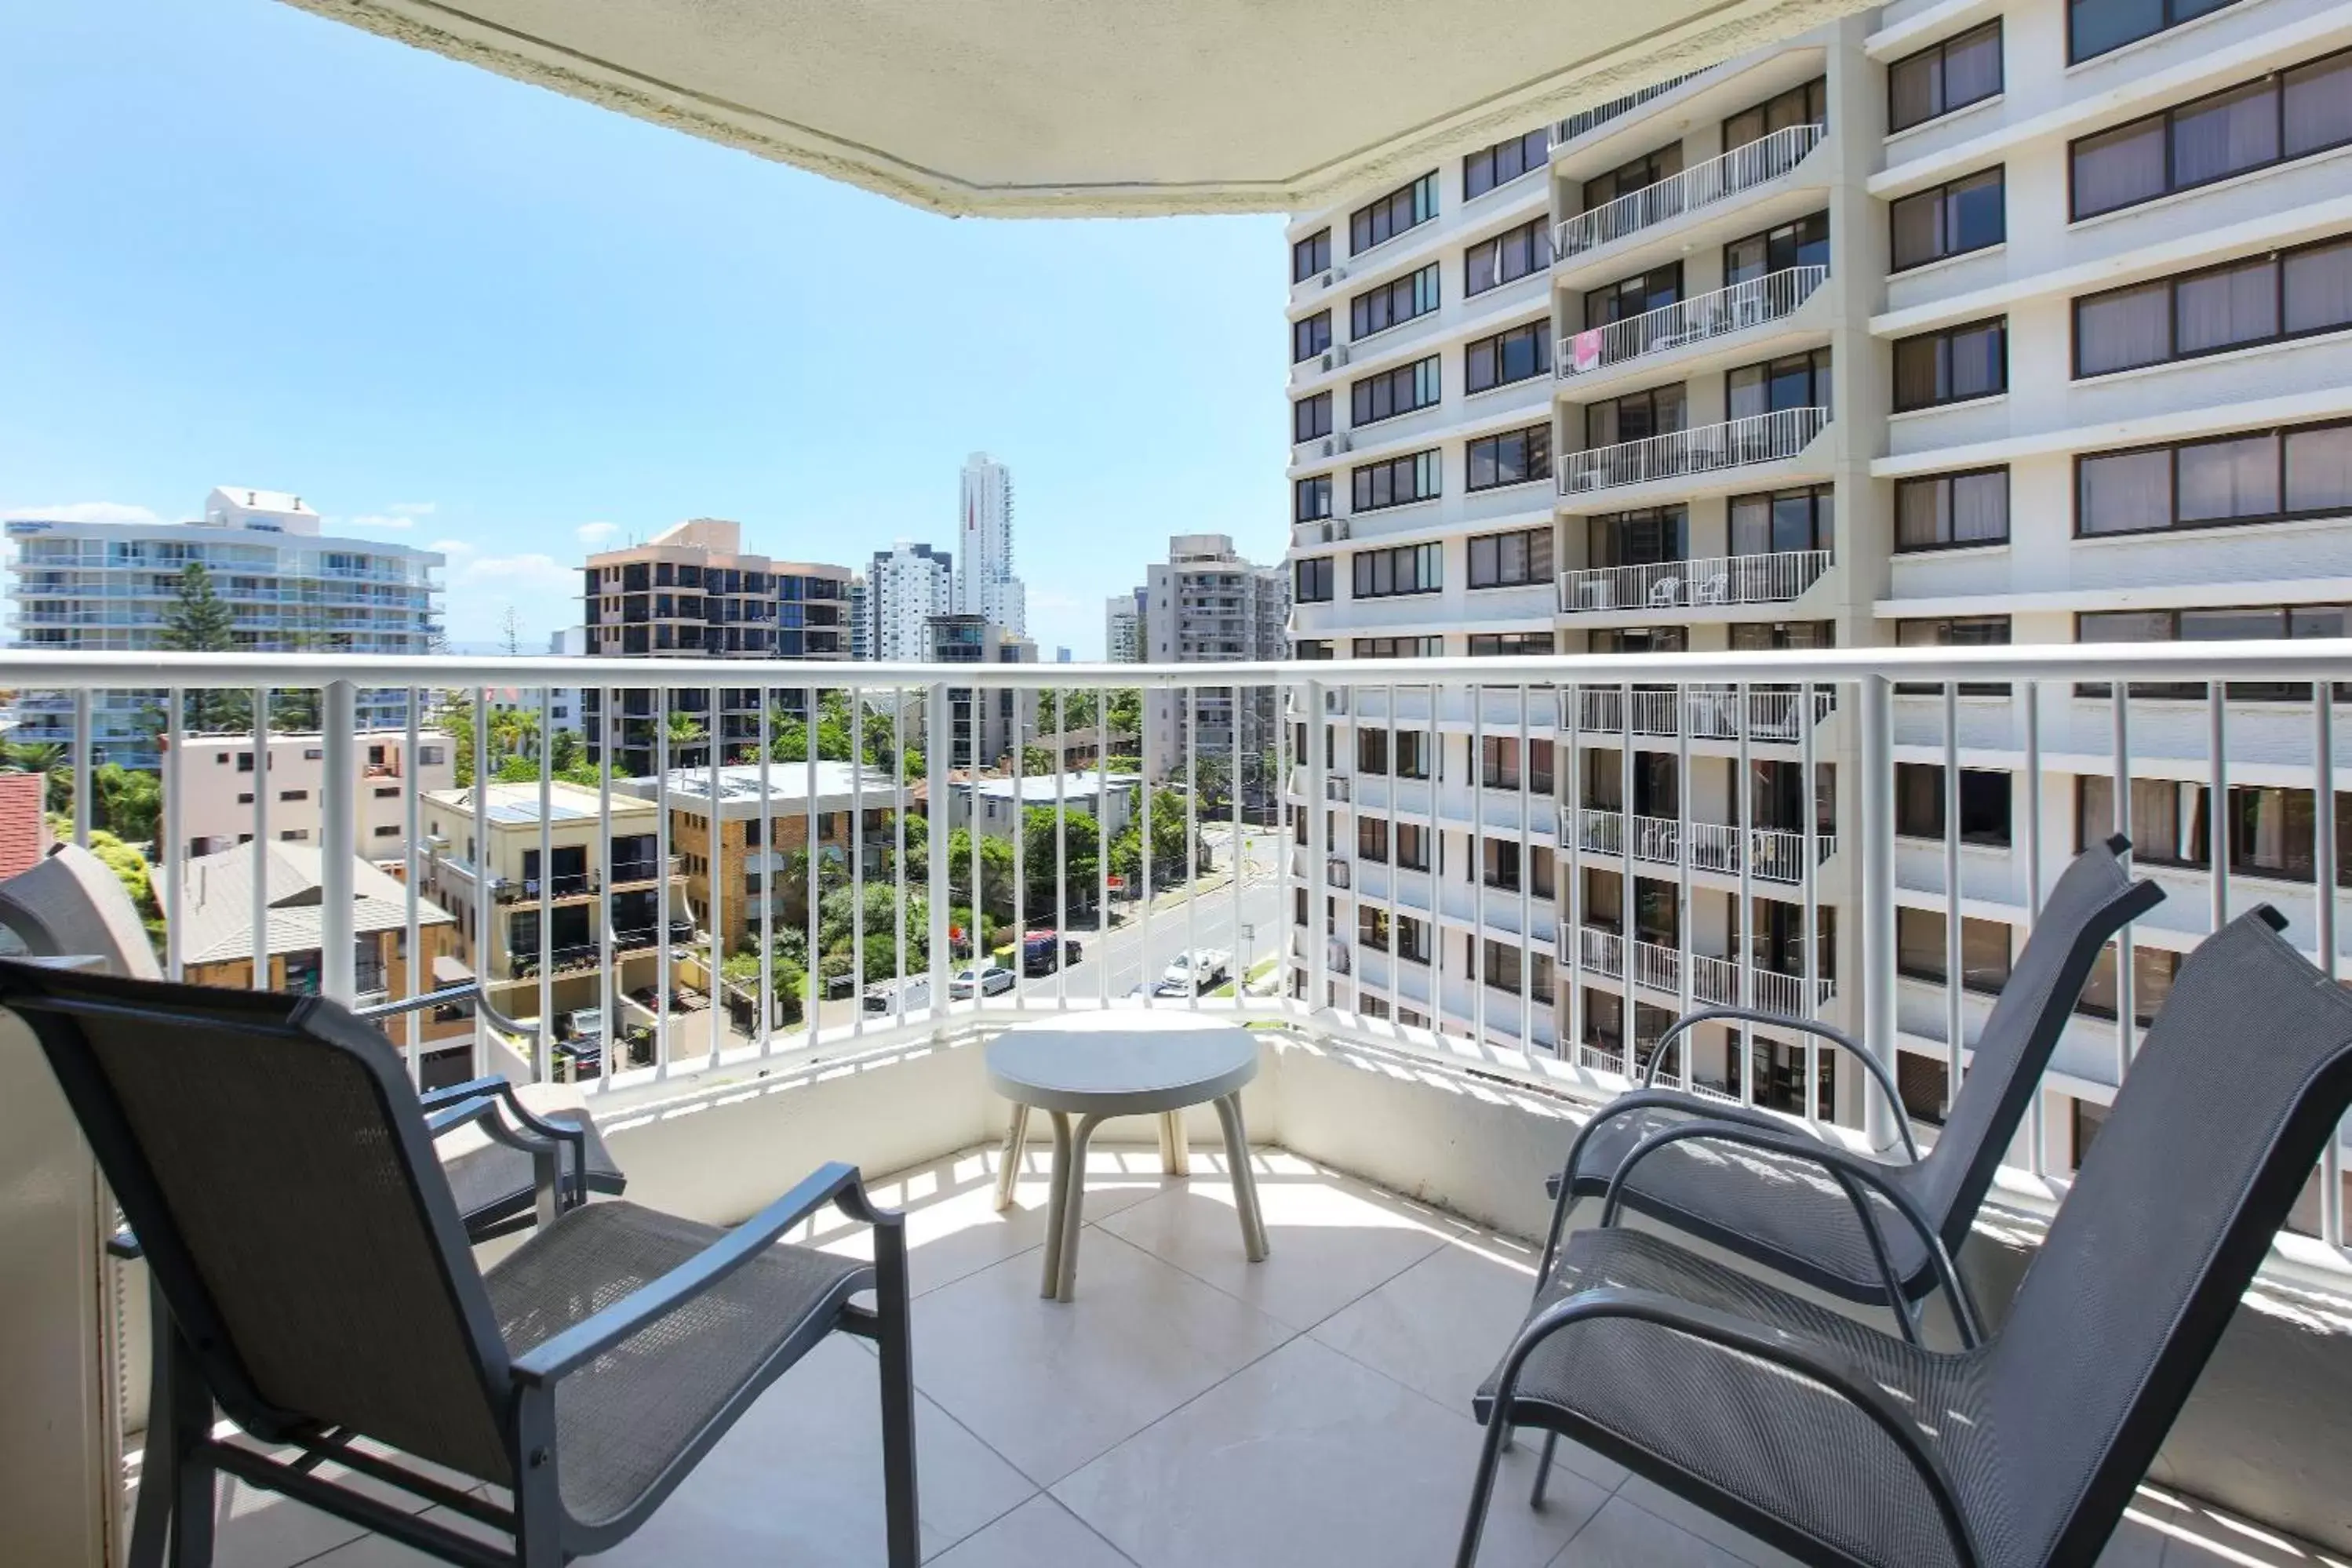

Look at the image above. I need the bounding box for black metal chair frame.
[7,966,918,1568]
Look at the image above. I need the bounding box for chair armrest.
[1644,1006,1920,1162]
[1604,1119,1985,1348]
[509,1162,900,1387]
[421,1075,591,1211]
[1488,1285,1981,1568]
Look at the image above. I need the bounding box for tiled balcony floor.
[197,1145,2346,1568]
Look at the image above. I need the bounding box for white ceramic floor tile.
[204,1436,468,1568]
[1055,1335,1606,1568]
[585,1336,1035,1566]
[286,1497,501,1566]
[927,1495,1137,1568]
[1310,1231,1629,1494]
[909,1228,1294,1486]
[1547,1495,1759,1568]
[1098,1152,1458,1330]
[2129,1484,2352,1568]
[1607,1478,1806,1568]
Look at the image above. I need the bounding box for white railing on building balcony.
[1558,548,1832,615]
[1559,266,1826,380]
[9,639,2351,1260]
[1561,406,1830,495]
[1553,122,1826,258]
[1554,71,1712,144]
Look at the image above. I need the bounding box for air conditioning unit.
[1320,271,1336,288]
[1321,439,1336,457]
[1337,435,1354,453]
[1320,352,1334,373]
[1334,344,1350,366]
[1331,518,1350,540]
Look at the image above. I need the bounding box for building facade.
[5,486,445,766]
[956,452,1026,636]
[1142,534,1288,799]
[1283,0,2352,1163]
[1105,588,1146,663]
[165,729,457,857]
[867,540,954,660]
[579,518,852,774]
[847,575,871,660]
[925,613,1036,769]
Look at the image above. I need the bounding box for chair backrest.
[0,959,517,1484]
[1909,836,2161,1242]
[0,843,162,980]
[1982,908,2352,1566]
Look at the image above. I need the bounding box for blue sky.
[0,1,1288,656]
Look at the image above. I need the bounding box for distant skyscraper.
[847,574,871,660]
[868,540,954,660]
[1105,586,1146,663]
[956,452,1025,637]
[1055,646,1072,663]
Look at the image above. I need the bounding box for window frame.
[2073,418,2352,538]
[1291,310,1332,365]
[1293,391,1332,444]
[1350,172,1441,256]
[2070,236,2352,379]
[2068,0,2242,67]
[1890,167,2006,272]
[1894,467,2012,552]
[1888,20,2004,134]
[1466,526,1556,588]
[1350,449,1444,514]
[1294,474,1333,523]
[2066,51,2352,222]
[1465,216,1551,297]
[1464,127,1551,200]
[1892,316,2010,412]
[1465,424,1554,493]
[1291,228,1331,283]
[1350,355,1443,427]
[1351,542,1444,599]
[1349,263,1442,340]
[1292,557,1335,604]
[1465,319,1553,394]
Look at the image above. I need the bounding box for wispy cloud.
[344,513,415,530]
[2,500,162,525]
[428,537,475,556]
[388,501,436,517]
[575,521,619,547]
[457,552,577,595]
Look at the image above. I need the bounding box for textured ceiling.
[281,0,1868,216]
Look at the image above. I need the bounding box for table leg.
[1213,1093,1269,1262]
[994,1101,1032,1212]
[1039,1110,1074,1297]
[1159,1110,1190,1176]
[1054,1112,1108,1302]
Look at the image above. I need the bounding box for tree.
[500,605,524,657]
[437,695,480,785]
[1021,804,1101,914]
[2,741,72,815]
[719,944,806,1028]
[1105,688,1141,738]
[548,726,584,774]
[1019,744,1058,777]
[664,708,707,761]
[945,828,1017,922]
[93,763,161,843]
[160,564,249,731]
[1109,788,1195,887]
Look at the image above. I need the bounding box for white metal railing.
[7,640,2350,1262]
[1554,123,1827,257]
[1562,406,1830,495]
[1555,71,1711,144]
[1559,548,1832,614]
[1559,266,1826,380]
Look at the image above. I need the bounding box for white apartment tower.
[1105,587,1146,663]
[956,452,1025,637]
[5,486,446,766]
[868,540,955,660]
[1284,0,2352,1163]
[1142,535,1289,798]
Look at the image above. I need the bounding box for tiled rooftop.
[193,1144,2343,1568]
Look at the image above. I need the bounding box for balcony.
[1558,264,1826,383]
[1552,123,1826,260]
[7,646,2352,1568]
[1559,406,1829,496]
[1567,682,1835,744]
[1557,547,1831,615]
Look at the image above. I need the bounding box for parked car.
[1160,949,1229,990]
[1021,930,1083,975]
[948,963,1017,999]
[562,1006,606,1043]
[863,976,932,1013]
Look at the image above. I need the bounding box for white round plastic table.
[986,1026,1269,1301]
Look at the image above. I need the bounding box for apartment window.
[1357,729,1389,775]
[2070,0,2238,61]
[1465,126,1550,198]
[1728,348,1832,419]
[1353,542,1443,598]
[1354,635,1444,658]
[1468,526,1554,587]
[303,747,324,760]
[2079,775,2211,865]
[1397,912,1433,962]
[279,789,308,802]
[1482,831,1523,887]
[372,824,400,838]
[1395,730,1432,780]
[2076,420,2352,536]
[1294,391,1332,443]
[2070,52,2352,220]
[1728,486,1833,555]
[1470,631,1557,656]
[1465,322,1552,392]
[1356,816,1390,864]
[1896,469,2010,550]
[1894,318,2008,411]
[236,751,254,773]
[1895,763,2013,845]
[1593,626,1688,655]
[1350,263,1441,340]
[1292,311,1332,363]
[1394,823,1431,873]
[2073,237,2352,378]
[1586,264,1683,329]
[1352,449,1442,512]
[1724,213,1830,284]
[1351,172,1440,253]
[1292,227,1332,282]
[1358,905,1391,952]
[2083,774,2352,885]
[1465,217,1550,296]
[1586,384,1687,447]
[1294,557,1335,603]
[1352,356,1441,426]
[1466,425,1553,492]
[1585,145,1680,209]
[236,792,254,805]
[1891,168,2004,271]
[1897,907,2014,991]
[2077,943,2182,1026]
[2076,605,2352,700]
[373,785,400,799]
[1588,507,1687,568]
[1724,77,1827,147]
[1897,615,2012,695]
[1729,620,1834,650]
[1294,638,1335,660]
[1889,22,2003,133]
[1295,474,1333,522]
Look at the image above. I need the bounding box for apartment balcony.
[1551,122,1826,263]
[1567,682,1835,744]
[1557,547,1831,617]
[1556,264,1827,388]
[1567,808,1835,886]
[7,647,2352,1568]
[1558,406,1830,498]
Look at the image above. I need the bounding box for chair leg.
[163,1328,213,1568]
[1454,1395,1514,1568]
[128,1278,174,1568]
[1212,1093,1268,1261]
[511,1392,565,1568]
[1054,1113,1108,1302]
[1528,1432,1560,1508]
[994,1101,1032,1212]
[1039,1111,1074,1297]
[873,1222,922,1568]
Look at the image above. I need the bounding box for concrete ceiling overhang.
[282,0,1870,217]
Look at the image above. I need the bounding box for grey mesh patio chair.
[2,959,918,1568]
[1460,906,2352,1568]
[1535,837,2158,1327]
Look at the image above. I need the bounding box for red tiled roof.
[0,773,52,884]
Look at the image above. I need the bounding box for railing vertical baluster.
[1186,683,1199,1012]
[1943,682,1962,1109]
[1859,675,1896,1146]
[1619,682,1635,1076]
[1518,686,1533,1051]
[2208,685,2229,938]
[1056,689,1069,1009]
[1231,682,1246,1012]
[1674,679,1692,1090]
[1309,678,1328,1013]
[471,689,488,1078]
[1099,695,1112,1009]
[2111,686,2135,1071]
[2023,679,2044,1173]
[654,689,672,1078]
[969,700,984,1010]
[1387,682,1402,1027]
[927,683,950,1023]
[896,686,910,1028]
[1736,681,1753,1107]
[1473,679,1487,1050]
[164,688,184,984]
[1142,683,1157,1010]
[1567,684,1583,1062]
[853,683,868,1036]
[538,686,555,1081]
[402,686,421,1076]
[2315,686,2343,1252]
[596,686,615,1082]
[71,689,91,847]
[757,688,773,1054]
[1426,680,1440,1030]
[805,685,821,1041]
[1010,682,1024,1011]
[252,686,271,990]
[320,682,355,1006]
[707,682,723,1067]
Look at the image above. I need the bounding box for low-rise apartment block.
[166,729,455,857]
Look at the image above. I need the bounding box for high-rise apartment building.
[1284,0,2352,1157]
[956,452,1025,636]
[1105,588,1146,663]
[867,540,955,660]
[4,486,445,766]
[1142,535,1288,802]
[580,518,850,775]
[847,575,871,660]
[925,613,1036,769]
